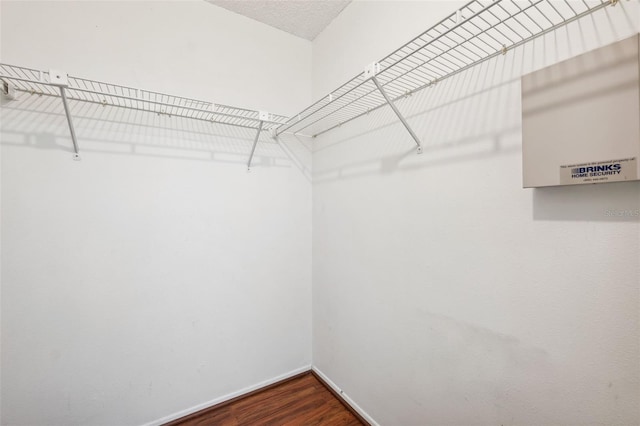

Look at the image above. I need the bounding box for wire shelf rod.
[278,0,614,137]
[0,70,288,131]
[276,0,504,135]
[290,4,516,135]
[280,6,515,134]
[310,0,612,138]
[2,82,273,132]
[0,64,289,129]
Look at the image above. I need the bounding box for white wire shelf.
[0,64,289,131]
[275,0,617,139]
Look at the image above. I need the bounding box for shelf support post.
[371,75,423,154]
[247,120,264,170]
[50,70,80,160]
[59,87,81,160]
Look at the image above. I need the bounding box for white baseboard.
[142,364,311,426]
[312,366,380,426]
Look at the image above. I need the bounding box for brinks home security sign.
[522,34,640,188]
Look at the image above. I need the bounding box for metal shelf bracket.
[49,70,81,160]
[369,64,423,154]
[247,112,269,170]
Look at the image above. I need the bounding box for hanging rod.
[275,0,619,141]
[0,64,288,162]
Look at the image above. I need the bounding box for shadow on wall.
[0,94,312,180]
[314,29,526,183]
[312,50,524,185]
[311,4,638,186]
[533,182,640,222]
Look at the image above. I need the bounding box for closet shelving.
[274,0,619,151]
[0,0,624,164]
[0,63,288,167]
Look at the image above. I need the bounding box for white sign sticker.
[560,157,638,185]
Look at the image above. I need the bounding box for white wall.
[0,1,311,115]
[312,1,640,425]
[0,2,312,425]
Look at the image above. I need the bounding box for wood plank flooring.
[166,372,366,426]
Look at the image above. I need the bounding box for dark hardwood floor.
[166,372,366,425]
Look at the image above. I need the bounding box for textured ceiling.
[205,0,352,41]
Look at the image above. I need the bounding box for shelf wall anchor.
[1,81,17,100]
[371,75,423,154]
[49,70,80,160]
